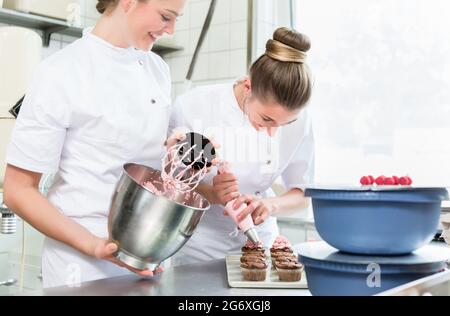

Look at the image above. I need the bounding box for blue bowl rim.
[305,187,449,203]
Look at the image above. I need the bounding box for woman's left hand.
[233,195,278,226]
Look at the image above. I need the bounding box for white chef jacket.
[169,83,315,266]
[6,28,172,287]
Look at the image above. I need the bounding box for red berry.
[375,176,386,185]
[368,175,375,185]
[360,176,370,185]
[384,177,395,185]
[399,177,408,185]
[392,176,400,185]
[405,176,413,185]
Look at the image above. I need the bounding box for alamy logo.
[366,263,381,288]
[67,3,82,27]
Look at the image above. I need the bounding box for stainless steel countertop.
[25,259,311,296]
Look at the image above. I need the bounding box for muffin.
[275,261,304,282]
[241,261,268,281]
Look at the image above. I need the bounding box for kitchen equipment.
[3,0,76,21]
[108,163,210,270]
[0,113,15,188]
[297,241,450,296]
[0,27,41,107]
[160,132,216,194]
[0,26,40,188]
[0,278,17,286]
[225,254,308,289]
[220,163,260,244]
[0,201,16,234]
[305,187,449,255]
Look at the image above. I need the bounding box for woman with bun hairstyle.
[169,27,315,265]
[3,0,186,287]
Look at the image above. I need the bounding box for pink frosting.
[142,181,164,196]
[244,240,263,249]
[271,236,292,249]
[142,181,193,206]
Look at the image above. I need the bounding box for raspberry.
[392,176,400,185]
[405,176,413,185]
[384,177,395,185]
[399,177,408,185]
[360,176,370,185]
[375,176,386,185]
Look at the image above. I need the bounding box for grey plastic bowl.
[297,242,450,296]
[305,187,449,255]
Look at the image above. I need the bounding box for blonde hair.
[250,27,312,111]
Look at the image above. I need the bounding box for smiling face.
[123,0,186,51]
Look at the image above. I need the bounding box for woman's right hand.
[212,171,240,206]
[92,237,164,277]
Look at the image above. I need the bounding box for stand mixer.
[109,133,216,270]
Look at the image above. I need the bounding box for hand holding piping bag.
[216,162,260,243]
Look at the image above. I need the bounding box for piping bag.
[218,163,260,244]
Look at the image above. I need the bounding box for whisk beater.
[160,132,216,194]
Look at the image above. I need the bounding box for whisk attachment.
[160,133,216,194]
[178,133,216,170]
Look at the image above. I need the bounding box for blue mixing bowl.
[297,242,450,296]
[305,187,449,255]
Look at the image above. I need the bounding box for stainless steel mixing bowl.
[108,163,210,270]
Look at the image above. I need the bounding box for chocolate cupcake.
[240,255,267,264]
[270,247,294,254]
[275,261,304,282]
[241,261,268,281]
[242,241,265,254]
[271,252,298,269]
[271,251,297,265]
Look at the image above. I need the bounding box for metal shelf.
[0,8,183,55]
[0,8,81,46]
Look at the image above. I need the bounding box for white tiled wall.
[165,0,249,99]
[42,0,100,58]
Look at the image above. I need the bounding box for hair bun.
[265,27,311,63]
[273,27,311,53]
[96,0,117,14]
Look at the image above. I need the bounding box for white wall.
[165,0,249,99]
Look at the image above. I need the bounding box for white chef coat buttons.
[151,99,156,104]
[138,60,144,66]
[266,160,272,165]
